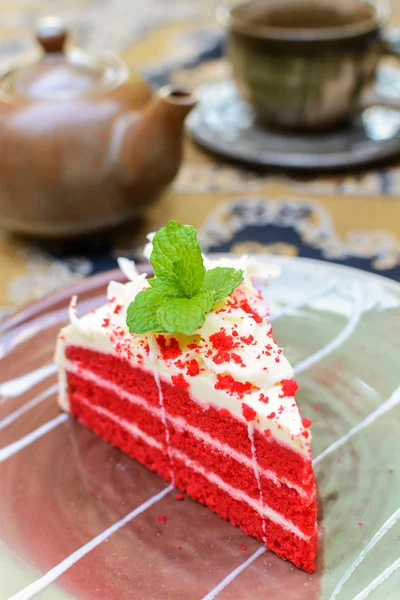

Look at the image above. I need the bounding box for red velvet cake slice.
[55,221,318,572]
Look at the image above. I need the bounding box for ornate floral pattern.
[198,198,400,280]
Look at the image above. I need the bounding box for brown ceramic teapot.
[0,17,197,237]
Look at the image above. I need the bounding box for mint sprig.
[126,221,244,336]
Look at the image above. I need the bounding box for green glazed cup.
[218,0,400,131]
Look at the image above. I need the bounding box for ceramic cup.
[218,0,400,130]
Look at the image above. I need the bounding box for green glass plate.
[0,256,399,600]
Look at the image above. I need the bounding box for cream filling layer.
[64,360,311,500]
[56,331,309,457]
[76,395,312,542]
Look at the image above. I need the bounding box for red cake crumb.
[186,359,200,376]
[231,353,244,365]
[157,515,169,524]
[177,546,182,551]
[88,491,94,497]
[175,359,200,377]
[210,330,234,351]
[113,304,123,314]
[267,412,276,420]
[240,544,247,551]
[280,379,299,398]
[264,429,271,437]
[156,335,182,360]
[59,334,65,340]
[259,394,269,404]
[275,357,280,363]
[208,329,248,367]
[215,374,254,398]
[241,335,255,345]
[239,299,263,323]
[358,522,363,527]
[101,318,110,328]
[187,342,198,350]
[302,418,313,429]
[171,374,189,391]
[175,493,184,501]
[313,404,320,411]
[337,458,342,463]
[242,404,257,422]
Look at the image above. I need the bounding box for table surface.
[0,0,400,317]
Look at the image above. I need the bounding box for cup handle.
[358,28,400,111]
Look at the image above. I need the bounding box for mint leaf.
[126,288,164,334]
[150,274,185,297]
[126,221,245,336]
[203,267,244,304]
[151,221,205,297]
[158,291,214,336]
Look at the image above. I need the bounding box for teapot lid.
[0,17,127,100]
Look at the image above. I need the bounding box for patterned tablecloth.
[1,0,400,317]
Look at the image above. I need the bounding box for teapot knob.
[36,16,68,54]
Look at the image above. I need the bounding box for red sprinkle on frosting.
[259,393,269,404]
[242,403,257,422]
[156,335,182,360]
[113,304,123,314]
[231,353,244,365]
[240,335,255,345]
[186,359,200,376]
[101,318,110,328]
[280,379,299,398]
[209,330,234,351]
[302,417,313,429]
[214,374,254,399]
[239,299,263,323]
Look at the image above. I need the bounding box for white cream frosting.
[55,256,312,457]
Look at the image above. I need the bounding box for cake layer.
[67,369,316,534]
[65,346,314,488]
[69,392,317,573]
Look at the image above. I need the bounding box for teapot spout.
[118,85,197,187]
[157,85,198,123]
